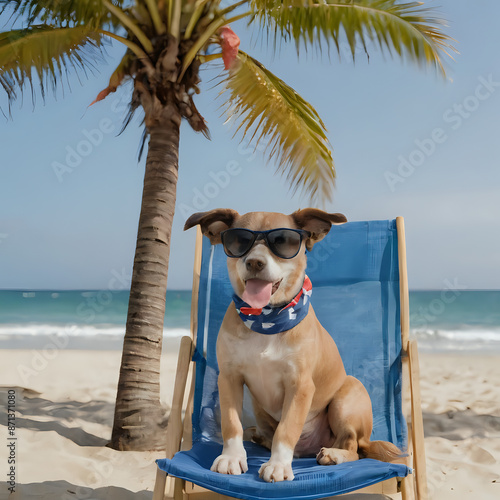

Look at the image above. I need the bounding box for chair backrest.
[191,220,407,451]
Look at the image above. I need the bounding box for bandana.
[233,276,312,335]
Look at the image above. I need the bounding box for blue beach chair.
[153,218,427,500]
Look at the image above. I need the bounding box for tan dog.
[184,208,402,483]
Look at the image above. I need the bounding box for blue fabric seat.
[156,220,412,499]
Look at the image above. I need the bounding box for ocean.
[0,290,192,350]
[0,290,499,352]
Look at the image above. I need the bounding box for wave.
[411,327,500,351]
[0,323,190,339]
[2,323,500,352]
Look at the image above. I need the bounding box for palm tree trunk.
[110,99,181,451]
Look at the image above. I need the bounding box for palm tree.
[0,0,453,450]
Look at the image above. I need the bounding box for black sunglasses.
[220,228,310,259]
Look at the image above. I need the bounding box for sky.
[1,1,500,291]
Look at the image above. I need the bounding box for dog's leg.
[211,372,248,475]
[249,400,277,450]
[316,375,372,465]
[258,378,315,482]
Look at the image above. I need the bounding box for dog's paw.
[317,447,338,465]
[316,447,354,465]
[211,454,248,475]
[258,461,294,482]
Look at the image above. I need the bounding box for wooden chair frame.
[153,217,428,500]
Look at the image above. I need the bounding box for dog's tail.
[359,440,407,464]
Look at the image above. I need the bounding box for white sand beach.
[1,339,499,499]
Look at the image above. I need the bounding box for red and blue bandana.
[233,276,312,335]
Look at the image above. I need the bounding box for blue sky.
[1,1,499,291]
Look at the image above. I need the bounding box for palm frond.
[184,0,211,39]
[250,0,456,74]
[170,0,182,39]
[179,7,250,81]
[90,49,134,105]
[219,51,335,201]
[0,0,116,29]
[0,24,103,106]
[142,0,167,34]
[103,0,153,53]
[179,15,226,80]
[98,29,153,71]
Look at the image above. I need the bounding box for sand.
[419,353,500,499]
[1,340,499,499]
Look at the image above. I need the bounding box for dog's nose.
[245,258,266,272]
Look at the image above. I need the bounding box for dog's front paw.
[211,454,248,475]
[258,461,294,482]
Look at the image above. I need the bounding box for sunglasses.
[220,228,310,259]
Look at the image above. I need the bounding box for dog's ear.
[291,208,347,251]
[184,209,239,244]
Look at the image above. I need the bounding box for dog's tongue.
[242,279,273,309]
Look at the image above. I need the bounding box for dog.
[184,208,403,483]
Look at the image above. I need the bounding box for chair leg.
[400,473,415,500]
[409,340,428,500]
[153,469,167,500]
[153,337,194,499]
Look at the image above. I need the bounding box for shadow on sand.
[423,409,500,440]
[1,387,113,446]
[11,481,153,499]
